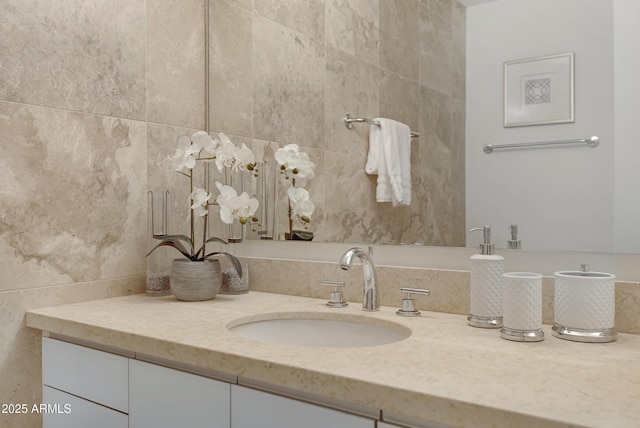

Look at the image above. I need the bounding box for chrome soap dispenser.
[468,226,504,328]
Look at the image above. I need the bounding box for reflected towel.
[365,118,411,206]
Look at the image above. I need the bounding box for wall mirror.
[206,0,640,255]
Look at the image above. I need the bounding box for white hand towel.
[365,118,412,206]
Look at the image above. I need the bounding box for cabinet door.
[43,386,127,428]
[42,337,128,413]
[129,359,231,428]
[231,385,374,428]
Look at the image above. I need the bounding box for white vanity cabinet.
[42,386,128,428]
[129,359,231,428]
[231,385,375,428]
[41,337,378,428]
[41,337,129,428]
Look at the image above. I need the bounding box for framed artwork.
[504,52,574,127]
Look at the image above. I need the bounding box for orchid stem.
[201,164,209,257]
[288,200,293,238]
[189,170,195,258]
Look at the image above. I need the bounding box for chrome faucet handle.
[319,280,347,308]
[396,287,430,317]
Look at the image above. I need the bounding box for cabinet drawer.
[231,385,375,428]
[43,386,127,428]
[129,359,231,428]
[42,337,128,413]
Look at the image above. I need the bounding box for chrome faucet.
[339,247,379,311]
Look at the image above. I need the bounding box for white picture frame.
[504,52,574,127]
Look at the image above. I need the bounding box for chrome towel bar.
[344,113,420,138]
[483,136,599,154]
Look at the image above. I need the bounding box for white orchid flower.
[275,144,315,187]
[275,144,299,167]
[237,143,255,171]
[215,182,259,225]
[235,192,259,221]
[169,142,200,172]
[214,181,236,205]
[189,187,211,217]
[287,187,314,222]
[291,151,315,179]
[215,135,256,172]
[214,141,237,171]
[192,131,218,160]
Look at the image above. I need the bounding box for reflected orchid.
[275,144,315,186]
[275,144,315,237]
[215,182,259,226]
[287,187,314,224]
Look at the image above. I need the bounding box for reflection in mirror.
[208,0,465,247]
[207,0,640,254]
[466,0,639,254]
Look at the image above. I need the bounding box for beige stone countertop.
[26,291,640,428]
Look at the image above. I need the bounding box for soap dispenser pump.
[507,224,521,249]
[468,226,504,328]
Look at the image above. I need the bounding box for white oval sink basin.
[227,313,411,348]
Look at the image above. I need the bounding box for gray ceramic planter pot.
[170,259,221,301]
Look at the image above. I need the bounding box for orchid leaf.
[204,236,228,245]
[205,251,243,278]
[194,236,229,260]
[146,238,192,260]
[154,234,193,249]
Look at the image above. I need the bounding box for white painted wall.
[466,0,616,252]
[613,0,640,253]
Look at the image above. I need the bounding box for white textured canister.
[468,254,504,328]
[500,272,543,342]
[553,270,616,342]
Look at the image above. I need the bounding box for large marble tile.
[209,0,253,138]
[147,0,206,129]
[253,16,325,149]
[418,85,453,166]
[326,0,379,65]
[419,0,453,96]
[220,0,252,11]
[451,0,466,101]
[323,150,417,244]
[325,47,379,156]
[380,70,420,134]
[0,101,147,291]
[414,85,464,246]
[379,0,419,82]
[323,150,377,243]
[0,278,143,428]
[0,0,145,120]
[254,0,325,41]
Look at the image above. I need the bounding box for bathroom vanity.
[27,292,640,428]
